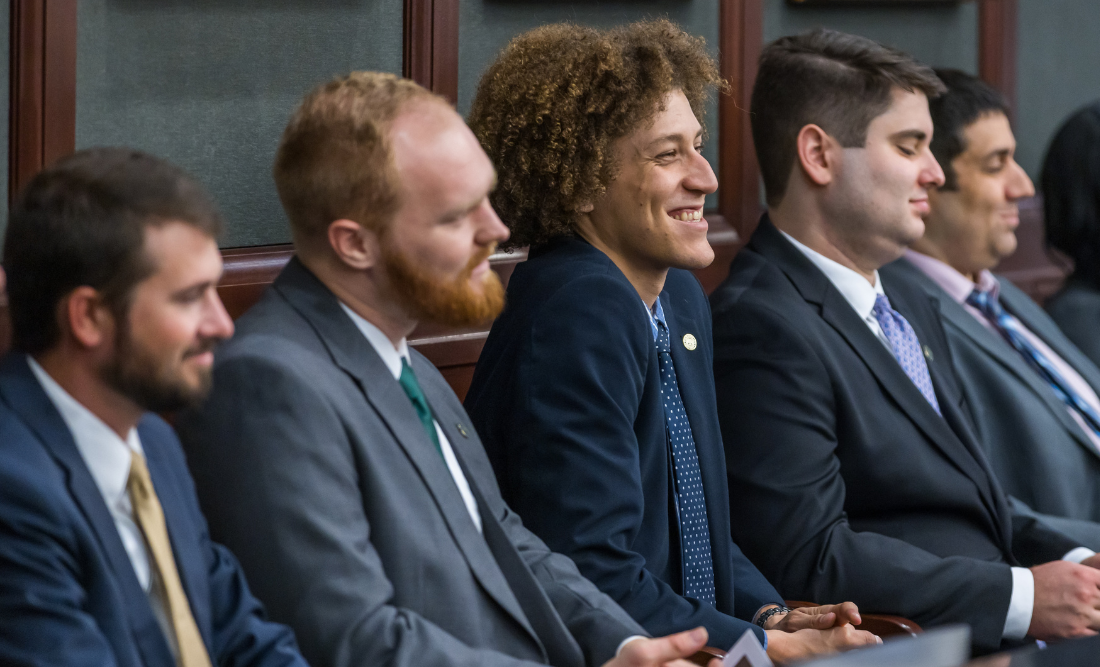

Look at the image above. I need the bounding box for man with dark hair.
[0,147,308,666]
[177,71,715,667]
[882,69,1100,547]
[465,21,877,662]
[711,30,1100,653]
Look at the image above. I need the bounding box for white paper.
[721,629,774,667]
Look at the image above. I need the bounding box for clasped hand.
[763,602,881,663]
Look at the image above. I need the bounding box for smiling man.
[0,148,307,667]
[882,69,1100,548]
[177,71,718,667]
[710,31,1100,654]
[464,21,877,663]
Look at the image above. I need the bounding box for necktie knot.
[655,320,671,354]
[966,288,1003,319]
[399,359,444,460]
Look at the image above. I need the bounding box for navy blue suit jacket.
[0,353,305,667]
[465,237,781,649]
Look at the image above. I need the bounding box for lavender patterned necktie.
[872,293,941,415]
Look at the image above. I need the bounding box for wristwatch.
[754,605,792,629]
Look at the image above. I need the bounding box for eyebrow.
[644,129,704,150]
[982,148,1012,161]
[889,130,928,143]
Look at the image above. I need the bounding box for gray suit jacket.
[883,257,1100,548]
[176,257,644,667]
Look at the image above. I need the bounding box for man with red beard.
[177,72,717,667]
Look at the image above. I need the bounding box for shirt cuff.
[616,636,647,657]
[1063,547,1096,563]
[1002,566,1034,640]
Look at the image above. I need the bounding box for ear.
[795,124,839,188]
[64,286,115,350]
[327,219,380,271]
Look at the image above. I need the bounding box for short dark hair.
[1042,100,1100,287]
[751,29,945,206]
[3,147,223,354]
[928,69,1010,190]
[469,19,725,250]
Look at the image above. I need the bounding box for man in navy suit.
[0,148,307,667]
[710,30,1100,654]
[463,21,877,662]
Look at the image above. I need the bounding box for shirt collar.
[903,249,1001,303]
[640,296,667,342]
[27,357,143,511]
[339,302,411,380]
[781,230,885,320]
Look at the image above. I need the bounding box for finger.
[813,612,837,629]
[837,601,861,626]
[620,627,708,666]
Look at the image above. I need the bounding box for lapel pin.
[922,345,934,362]
[682,334,697,351]
[456,423,469,438]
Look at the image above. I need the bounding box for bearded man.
[176,72,717,667]
[0,148,307,666]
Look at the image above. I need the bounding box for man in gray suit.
[176,72,718,667]
[882,69,1100,548]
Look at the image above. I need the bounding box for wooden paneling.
[978,0,1017,118]
[9,0,77,202]
[403,0,458,104]
[718,0,764,241]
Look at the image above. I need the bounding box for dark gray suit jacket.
[176,257,644,667]
[1046,281,1100,371]
[883,257,1100,548]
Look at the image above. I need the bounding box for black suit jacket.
[465,237,781,650]
[709,217,1078,653]
[0,354,304,667]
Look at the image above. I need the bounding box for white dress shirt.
[28,358,179,657]
[779,233,1094,640]
[339,303,482,533]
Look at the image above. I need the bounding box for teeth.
[670,210,703,222]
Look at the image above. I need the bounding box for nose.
[201,288,235,342]
[475,199,511,247]
[1005,160,1035,201]
[920,150,946,189]
[685,150,719,195]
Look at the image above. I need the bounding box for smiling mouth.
[668,209,703,222]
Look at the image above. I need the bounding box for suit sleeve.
[176,352,547,667]
[0,446,121,667]
[502,275,766,649]
[712,300,1014,653]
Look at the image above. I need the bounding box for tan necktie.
[127,451,213,667]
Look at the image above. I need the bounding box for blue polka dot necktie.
[872,293,941,415]
[655,320,716,605]
[967,288,1100,436]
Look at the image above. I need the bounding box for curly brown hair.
[468,19,725,250]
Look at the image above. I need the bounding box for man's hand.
[605,627,713,667]
[1029,560,1100,640]
[765,625,880,663]
[765,602,862,631]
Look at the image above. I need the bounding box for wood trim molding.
[9,0,78,203]
[977,0,1017,118]
[718,0,764,243]
[403,0,459,104]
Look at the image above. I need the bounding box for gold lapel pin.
[682,334,697,351]
[456,423,469,438]
[922,345,934,362]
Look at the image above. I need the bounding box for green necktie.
[399,358,444,460]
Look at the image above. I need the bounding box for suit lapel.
[272,258,543,649]
[0,354,175,666]
[750,222,1005,525]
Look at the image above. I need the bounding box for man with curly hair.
[464,20,878,662]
